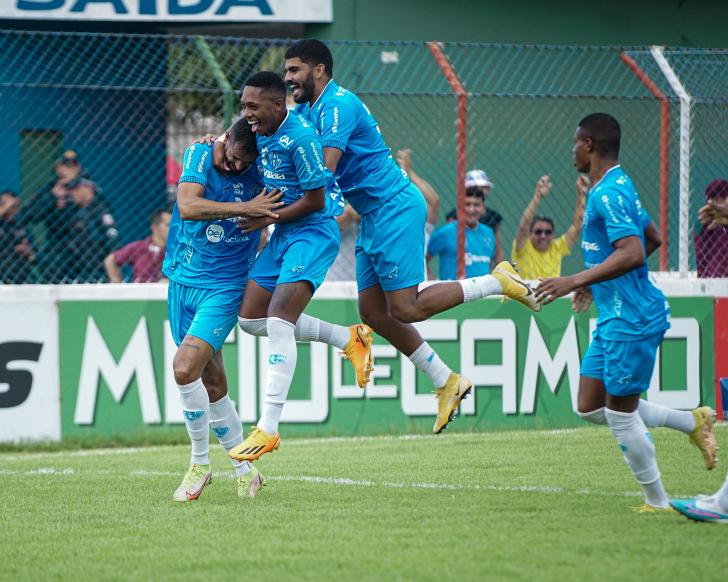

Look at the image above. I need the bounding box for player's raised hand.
[534,175,552,199]
[576,175,589,198]
[396,148,412,173]
[242,188,283,218]
[571,285,593,313]
[699,198,728,230]
[535,275,577,305]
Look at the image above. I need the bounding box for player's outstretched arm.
[564,176,588,248]
[515,175,551,251]
[177,183,282,221]
[536,235,644,304]
[241,187,325,233]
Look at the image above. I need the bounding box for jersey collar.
[311,78,336,110]
[589,164,621,193]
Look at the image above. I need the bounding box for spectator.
[465,169,503,232]
[512,175,587,280]
[427,188,498,280]
[695,179,728,278]
[396,149,440,248]
[104,209,170,283]
[63,177,119,282]
[0,190,35,283]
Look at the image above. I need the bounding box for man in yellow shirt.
[512,175,587,280]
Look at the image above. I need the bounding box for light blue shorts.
[581,330,665,397]
[167,280,244,352]
[356,182,427,292]
[250,218,340,293]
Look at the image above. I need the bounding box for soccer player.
[226,72,347,462]
[671,473,728,523]
[536,113,717,512]
[164,119,283,501]
[279,39,539,434]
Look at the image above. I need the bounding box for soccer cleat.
[492,261,541,312]
[229,427,280,462]
[670,497,728,524]
[172,463,212,502]
[689,406,718,470]
[237,465,266,498]
[341,324,374,389]
[433,373,473,434]
[631,503,674,514]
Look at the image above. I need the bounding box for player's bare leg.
[358,284,471,433]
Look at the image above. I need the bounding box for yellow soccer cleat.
[632,504,675,514]
[689,406,718,470]
[172,463,212,502]
[433,373,473,434]
[492,261,541,312]
[237,465,266,498]
[341,324,374,389]
[229,427,280,462]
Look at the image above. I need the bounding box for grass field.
[2,425,727,581]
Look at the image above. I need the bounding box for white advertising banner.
[0,300,60,442]
[0,0,333,22]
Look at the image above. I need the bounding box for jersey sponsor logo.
[263,168,286,180]
[332,106,339,133]
[616,195,632,222]
[600,195,619,224]
[309,141,324,170]
[197,150,209,173]
[206,223,225,243]
[290,265,305,274]
[464,253,491,266]
[297,146,313,176]
[185,145,195,169]
[278,135,293,149]
[581,240,600,252]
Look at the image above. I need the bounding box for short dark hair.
[578,113,620,158]
[228,117,258,156]
[244,71,287,100]
[0,189,18,198]
[285,39,334,76]
[150,208,169,226]
[465,186,485,201]
[530,215,555,232]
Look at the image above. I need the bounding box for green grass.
[2,426,727,581]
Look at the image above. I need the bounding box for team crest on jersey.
[278,135,293,148]
[269,152,284,170]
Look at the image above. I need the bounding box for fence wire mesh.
[0,31,725,284]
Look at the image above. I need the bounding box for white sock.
[178,378,210,466]
[605,408,669,508]
[209,395,251,477]
[577,407,606,425]
[458,275,503,303]
[239,314,350,350]
[409,342,452,387]
[713,475,728,512]
[637,400,695,434]
[296,314,350,350]
[258,317,297,435]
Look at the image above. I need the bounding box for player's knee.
[173,357,200,386]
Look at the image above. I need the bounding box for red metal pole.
[620,51,670,271]
[428,41,468,279]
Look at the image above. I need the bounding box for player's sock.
[458,275,503,303]
[178,378,210,466]
[637,400,695,433]
[409,342,452,388]
[257,317,297,435]
[577,407,606,424]
[605,408,669,508]
[713,474,728,512]
[238,315,349,349]
[209,394,252,477]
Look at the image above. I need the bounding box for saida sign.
[2,0,333,22]
[58,297,715,439]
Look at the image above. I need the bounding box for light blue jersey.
[428,222,496,280]
[162,143,263,290]
[581,165,670,340]
[256,110,343,228]
[294,79,410,215]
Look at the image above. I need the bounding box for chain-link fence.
[0,31,726,284]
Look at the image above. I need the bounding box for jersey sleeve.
[291,135,328,192]
[635,198,652,230]
[427,225,447,256]
[318,98,357,151]
[592,187,641,244]
[179,145,212,186]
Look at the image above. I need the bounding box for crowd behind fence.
[0,31,726,284]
